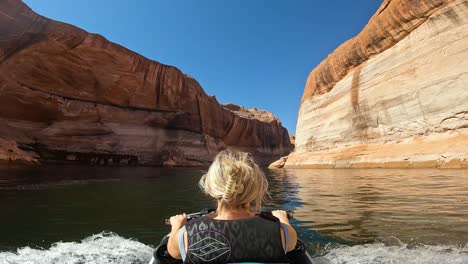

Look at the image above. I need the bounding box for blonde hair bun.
[199,149,268,212]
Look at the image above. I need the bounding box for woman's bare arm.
[272,210,298,252]
[167,213,187,259]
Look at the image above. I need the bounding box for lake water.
[0,165,467,264]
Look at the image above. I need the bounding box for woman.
[167,150,297,263]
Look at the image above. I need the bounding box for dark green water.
[1,165,467,263]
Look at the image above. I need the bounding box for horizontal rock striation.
[0,0,292,166]
[285,0,468,168]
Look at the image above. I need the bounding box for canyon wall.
[0,0,292,166]
[285,0,468,168]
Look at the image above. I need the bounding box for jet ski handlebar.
[164,208,293,225]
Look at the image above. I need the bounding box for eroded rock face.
[286,0,468,168]
[0,0,292,166]
[222,103,279,123]
[0,139,38,164]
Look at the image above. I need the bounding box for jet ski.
[149,208,316,264]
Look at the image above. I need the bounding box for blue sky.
[23,0,382,135]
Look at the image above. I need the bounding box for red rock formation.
[222,103,280,123]
[0,139,38,164]
[0,0,292,166]
[289,136,295,149]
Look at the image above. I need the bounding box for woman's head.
[199,149,268,212]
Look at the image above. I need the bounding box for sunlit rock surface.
[0,139,37,164]
[285,0,468,168]
[0,0,292,166]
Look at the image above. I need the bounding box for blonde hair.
[199,149,268,212]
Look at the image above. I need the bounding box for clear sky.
[23,0,382,135]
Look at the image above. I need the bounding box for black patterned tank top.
[183,212,288,264]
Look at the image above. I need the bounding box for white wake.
[1,233,468,264]
[0,232,153,264]
[323,242,468,264]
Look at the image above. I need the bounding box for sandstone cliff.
[0,0,292,166]
[285,0,468,168]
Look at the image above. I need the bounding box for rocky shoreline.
[282,132,468,169]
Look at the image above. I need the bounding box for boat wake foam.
[323,242,468,264]
[1,232,467,264]
[0,232,153,264]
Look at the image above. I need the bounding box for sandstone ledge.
[285,132,468,169]
[0,139,38,165]
[267,156,288,169]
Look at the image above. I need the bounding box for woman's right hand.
[169,213,187,231]
[168,213,187,259]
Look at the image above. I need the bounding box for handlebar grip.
[164,215,201,225]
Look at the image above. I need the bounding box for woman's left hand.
[272,210,290,224]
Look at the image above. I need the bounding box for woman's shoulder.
[185,211,281,229]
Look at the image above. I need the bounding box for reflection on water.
[269,169,468,245]
[0,165,467,256]
[0,165,214,251]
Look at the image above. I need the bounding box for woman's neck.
[215,203,255,220]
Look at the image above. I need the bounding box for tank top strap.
[178,226,187,261]
[279,223,290,253]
